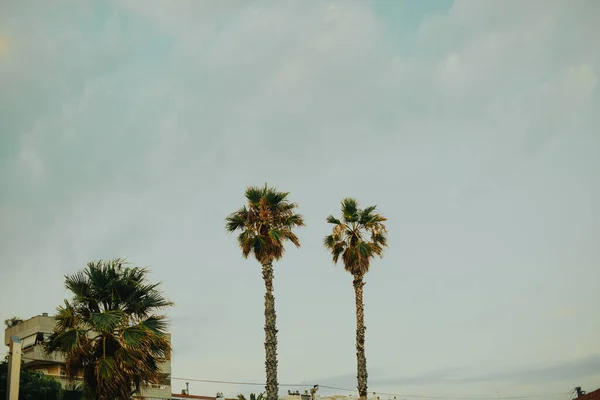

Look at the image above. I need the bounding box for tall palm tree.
[324,198,387,400]
[45,258,173,400]
[226,184,304,400]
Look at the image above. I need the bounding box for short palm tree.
[324,198,387,400]
[226,184,304,400]
[45,259,173,400]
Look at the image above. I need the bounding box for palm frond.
[265,188,289,206]
[225,208,248,232]
[325,199,388,276]
[323,234,335,249]
[326,215,342,225]
[332,242,345,264]
[341,198,359,223]
[282,230,301,248]
[245,186,264,205]
[228,184,303,264]
[358,205,377,224]
[357,241,372,257]
[89,310,123,333]
[65,271,91,298]
[141,316,169,335]
[285,213,305,227]
[268,229,282,242]
[122,326,147,348]
[95,357,117,380]
[238,231,253,258]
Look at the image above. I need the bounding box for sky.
[1,0,599,399]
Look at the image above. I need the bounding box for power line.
[0,353,574,400]
[564,388,576,400]
[172,376,316,388]
[170,377,570,400]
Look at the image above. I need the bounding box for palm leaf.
[325,199,388,276]
[326,215,341,225]
[285,213,305,227]
[341,198,359,222]
[89,310,123,332]
[245,186,264,205]
[227,184,303,263]
[122,325,147,347]
[268,229,282,242]
[141,316,169,335]
[226,208,248,232]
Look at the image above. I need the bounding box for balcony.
[137,384,172,399]
[158,359,171,375]
[22,345,65,365]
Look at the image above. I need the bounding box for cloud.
[1,0,599,398]
[0,36,8,56]
[313,354,600,389]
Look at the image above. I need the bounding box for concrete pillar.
[6,336,22,400]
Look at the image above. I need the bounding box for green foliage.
[226,184,304,264]
[324,198,388,277]
[0,361,62,400]
[62,382,85,400]
[45,258,173,400]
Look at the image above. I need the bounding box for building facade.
[3,313,172,399]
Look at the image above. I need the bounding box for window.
[21,335,36,349]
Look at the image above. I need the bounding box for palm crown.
[46,259,172,400]
[226,184,305,264]
[324,198,387,276]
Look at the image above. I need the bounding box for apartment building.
[3,313,172,400]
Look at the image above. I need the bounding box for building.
[3,313,172,400]
[171,392,237,400]
[285,390,311,400]
[575,387,600,400]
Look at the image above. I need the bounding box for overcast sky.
[1,1,599,399]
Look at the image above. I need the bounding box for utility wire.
[564,388,576,400]
[0,352,575,400]
[170,377,570,400]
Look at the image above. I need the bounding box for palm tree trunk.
[353,275,368,400]
[262,262,279,400]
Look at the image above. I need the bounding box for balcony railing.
[22,345,65,364]
[136,384,172,399]
[158,359,171,375]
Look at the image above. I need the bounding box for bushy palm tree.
[226,184,304,400]
[45,259,172,400]
[324,198,387,400]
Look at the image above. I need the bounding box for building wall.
[4,314,172,399]
[4,314,55,347]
